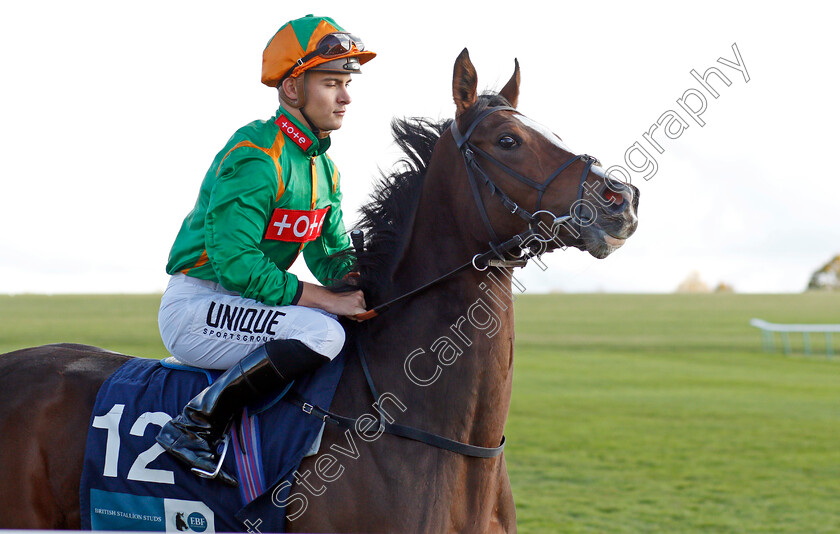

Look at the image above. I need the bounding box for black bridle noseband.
[281,106,603,463]
[450,105,599,247]
[354,105,600,321]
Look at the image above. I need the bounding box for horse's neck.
[365,274,514,449]
[389,133,490,296]
[364,148,516,448]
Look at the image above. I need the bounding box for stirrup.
[190,433,230,480]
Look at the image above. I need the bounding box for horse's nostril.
[604,189,624,206]
[602,179,633,210]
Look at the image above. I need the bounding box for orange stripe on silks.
[325,154,339,195]
[310,157,318,210]
[182,249,209,275]
[296,157,319,256]
[218,140,260,172]
[269,134,286,201]
[217,132,286,201]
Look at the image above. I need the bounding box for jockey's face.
[303,71,352,134]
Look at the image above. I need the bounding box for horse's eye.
[497,135,519,149]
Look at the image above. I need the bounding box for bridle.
[353,105,600,321]
[450,105,599,246]
[282,106,604,462]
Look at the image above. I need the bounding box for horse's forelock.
[459,92,513,129]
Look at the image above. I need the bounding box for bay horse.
[0,49,638,532]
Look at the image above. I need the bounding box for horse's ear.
[499,58,520,108]
[453,48,477,116]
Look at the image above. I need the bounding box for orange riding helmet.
[262,15,376,108]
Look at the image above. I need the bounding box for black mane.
[348,116,450,303]
[333,93,512,304]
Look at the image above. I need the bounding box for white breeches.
[158,274,345,370]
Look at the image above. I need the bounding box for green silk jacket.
[166,108,354,306]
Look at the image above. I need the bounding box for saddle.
[79,346,348,532]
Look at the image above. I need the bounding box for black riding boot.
[156,339,329,486]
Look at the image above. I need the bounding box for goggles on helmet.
[282,32,366,81]
[318,32,365,57]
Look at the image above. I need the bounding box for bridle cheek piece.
[450,106,598,255]
[354,106,600,321]
[320,107,602,458]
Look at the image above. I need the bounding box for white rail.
[750,318,838,356]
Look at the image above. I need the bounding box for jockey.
[155,14,374,486]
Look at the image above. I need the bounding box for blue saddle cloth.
[79,345,348,532]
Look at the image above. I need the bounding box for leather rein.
[354,105,598,321]
[284,106,600,460]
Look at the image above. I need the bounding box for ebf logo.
[187,512,208,532]
[174,511,208,532]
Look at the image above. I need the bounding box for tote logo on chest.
[265,207,330,243]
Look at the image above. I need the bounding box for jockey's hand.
[298,282,367,318]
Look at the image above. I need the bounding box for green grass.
[0,294,167,357]
[0,292,838,532]
[509,293,840,533]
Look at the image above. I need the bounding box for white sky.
[1,1,837,294]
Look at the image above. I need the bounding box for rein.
[450,105,598,244]
[354,105,598,322]
[352,229,535,321]
[287,107,599,460]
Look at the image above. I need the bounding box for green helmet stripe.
[290,15,345,51]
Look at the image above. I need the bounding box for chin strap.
[279,74,329,139]
[299,107,320,137]
[278,75,306,108]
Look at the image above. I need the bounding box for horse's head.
[341,49,640,309]
[450,49,639,260]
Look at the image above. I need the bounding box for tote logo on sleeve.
[265,207,331,243]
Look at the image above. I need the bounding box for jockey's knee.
[293,313,345,361]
